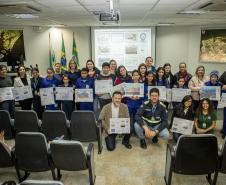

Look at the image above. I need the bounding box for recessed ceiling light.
[178,10,207,15]
[5,14,39,19]
[49,24,65,27]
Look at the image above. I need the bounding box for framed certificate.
[110,83,126,97]
[39,87,55,106]
[109,118,130,134]
[75,89,93,102]
[123,83,144,97]
[0,87,14,102]
[171,117,194,135]
[12,86,33,101]
[172,88,191,102]
[200,86,221,100]
[95,79,113,94]
[55,87,74,101]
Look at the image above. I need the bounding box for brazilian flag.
[60,33,67,70]
[72,32,79,69]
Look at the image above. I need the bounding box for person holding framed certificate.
[41,67,61,110]
[31,67,44,119]
[126,70,144,132]
[0,65,15,118]
[194,98,216,134]
[99,91,132,151]
[144,71,156,101]
[75,68,94,111]
[204,70,222,109]
[170,95,194,142]
[134,88,169,149]
[95,62,115,109]
[14,65,32,110]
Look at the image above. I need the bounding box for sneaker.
[140,139,147,149]
[152,136,158,143]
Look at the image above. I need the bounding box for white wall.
[2,25,226,76]
[22,26,91,75]
[156,26,226,75]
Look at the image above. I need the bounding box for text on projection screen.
[94,28,152,71]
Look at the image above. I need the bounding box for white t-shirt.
[111,103,119,118]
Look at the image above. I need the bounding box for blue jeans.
[134,122,169,140]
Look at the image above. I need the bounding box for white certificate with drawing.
[12,86,33,101]
[0,87,14,102]
[172,88,191,102]
[148,86,166,101]
[55,87,74,101]
[200,86,221,101]
[95,79,113,94]
[75,89,93,102]
[123,83,144,97]
[39,87,55,106]
[110,83,126,97]
[171,117,194,135]
[218,93,226,108]
[109,118,130,134]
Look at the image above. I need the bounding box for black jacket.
[135,101,168,132]
[170,105,194,129]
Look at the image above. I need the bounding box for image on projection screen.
[94,28,152,71]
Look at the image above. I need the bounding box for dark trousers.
[19,98,33,110]
[0,100,15,118]
[33,96,44,119]
[62,101,74,120]
[105,134,131,151]
[223,107,226,135]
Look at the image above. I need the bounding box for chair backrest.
[50,140,87,171]
[220,139,226,173]
[14,110,40,134]
[15,132,50,172]
[20,180,64,185]
[0,110,13,139]
[41,111,69,141]
[174,134,218,175]
[0,142,13,167]
[70,111,97,141]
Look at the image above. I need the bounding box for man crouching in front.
[134,88,169,149]
[99,91,132,151]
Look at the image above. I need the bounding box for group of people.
[1,56,226,151]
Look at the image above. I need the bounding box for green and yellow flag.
[60,33,67,70]
[72,32,79,69]
[49,32,56,67]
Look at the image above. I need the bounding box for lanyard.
[33,78,39,90]
[152,105,156,114]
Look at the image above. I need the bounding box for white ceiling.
[0,0,226,27]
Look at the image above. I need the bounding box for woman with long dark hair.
[114,65,131,85]
[86,59,100,78]
[194,98,216,134]
[138,63,147,83]
[170,95,194,142]
[163,63,174,88]
[14,65,32,110]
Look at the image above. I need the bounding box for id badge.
[202,123,207,128]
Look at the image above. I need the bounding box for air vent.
[0,4,40,14]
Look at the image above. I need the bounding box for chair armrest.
[96,121,102,154]
[167,144,175,159]
[38,119,42,127]
[10,119,15,126]
[86,143,95,185]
